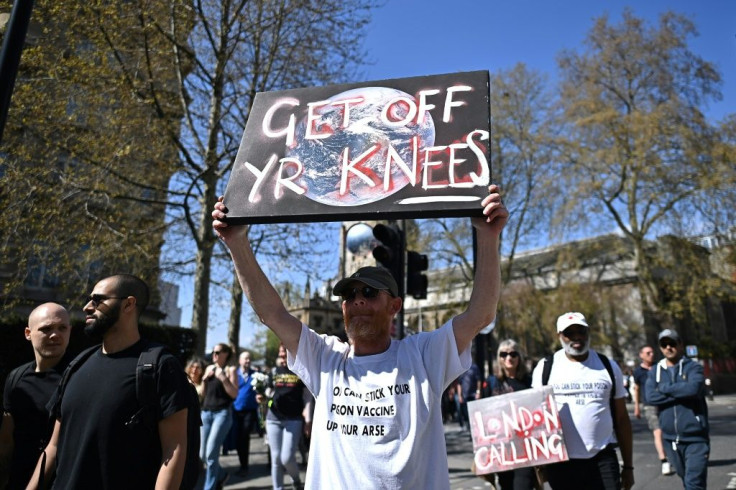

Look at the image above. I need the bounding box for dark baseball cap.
[658,329,681,343]
[332,266,398,297]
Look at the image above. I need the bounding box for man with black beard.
[531,312,634,490]
[28,274,191,490]
[213,185,508,489]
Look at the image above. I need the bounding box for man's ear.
[389,296,403,316]
[123,296,138,314]
[25,327,32,341]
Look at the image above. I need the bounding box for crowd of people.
[182,341,312,490]
[0,185,711,490]
[443,313,711,490]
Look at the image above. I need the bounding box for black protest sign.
[223,71,490,224]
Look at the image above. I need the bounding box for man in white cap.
[213,185,508,489]
[646,329,709,489]
[531,312,634,490]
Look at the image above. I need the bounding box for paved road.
[218,394,736,489]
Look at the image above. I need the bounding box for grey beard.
[561,337,589,356]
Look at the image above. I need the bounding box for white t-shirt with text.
[531,349,626,459]
[289,320,470,489]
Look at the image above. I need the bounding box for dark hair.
[108,274,150,317]
[214,343,232,362]
[639,345,653,353]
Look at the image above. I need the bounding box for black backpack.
[56,341,202,490]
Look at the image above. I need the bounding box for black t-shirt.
[633,365,651,405]
[3,357,70,490]
[267,365,305,420]
[202,372,234,412]
[51,340,190,490]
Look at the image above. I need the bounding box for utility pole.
[0,0,35,143]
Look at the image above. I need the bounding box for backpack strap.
[597,353,615,404]
[127,341,166,431]
[5,362,34,395]
[54,345,101,410]
[541,354,554,386]
[597,352,618,431]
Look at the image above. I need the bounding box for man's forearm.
[155,448,185,490]
[467,230,501,325]
[452,229,500,353]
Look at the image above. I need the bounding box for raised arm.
[452,185,508,354]
[212,198,302,353]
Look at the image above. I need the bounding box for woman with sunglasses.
[200,343,238,490]
[484,339,536,490]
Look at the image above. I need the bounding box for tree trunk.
[191,238,213,354]
[190,170,219,354]
[633,238,664,347]
[228,268,243,355]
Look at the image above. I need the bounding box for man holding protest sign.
[212,184,507,489]
[531,312,634,490]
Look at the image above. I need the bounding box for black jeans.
[497,466,536,490]
[546,444,621,490]
[233,408,259,471]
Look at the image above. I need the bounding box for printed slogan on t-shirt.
[325,382,412,437]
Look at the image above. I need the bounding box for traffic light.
[406,251,428,299]
[372,223,404,298]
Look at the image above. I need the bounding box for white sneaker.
[662,461,675,475]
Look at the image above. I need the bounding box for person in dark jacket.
[646,329,709,490]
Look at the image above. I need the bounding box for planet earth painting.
[285,87,436,207]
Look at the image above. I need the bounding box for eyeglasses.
[212,350,223,355]
[499,351,519,359]
[341,286,389,302]
[659,340,678,349]
[86,294,125,306]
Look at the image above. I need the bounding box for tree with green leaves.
[0,1,182,312]
[10,0,378,353]
[555,9,736,344]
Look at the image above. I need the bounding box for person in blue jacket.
[646,329,709,490]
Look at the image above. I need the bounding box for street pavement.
[217,394,736,489]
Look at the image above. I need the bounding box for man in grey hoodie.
[646,329,709,490]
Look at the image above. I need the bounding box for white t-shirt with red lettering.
[288,320,470,489]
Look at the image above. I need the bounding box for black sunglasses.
[213,350,223,355]
[86,293,125,306]
[341,286,388,302]
[499,351,519,359]
[659,340,678,349]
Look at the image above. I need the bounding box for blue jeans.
[266,417,303,490]
[200,408,233,490]
[664,439,709,490]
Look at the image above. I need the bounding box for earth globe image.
[345,223,378,257]
[286,86,436,207]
